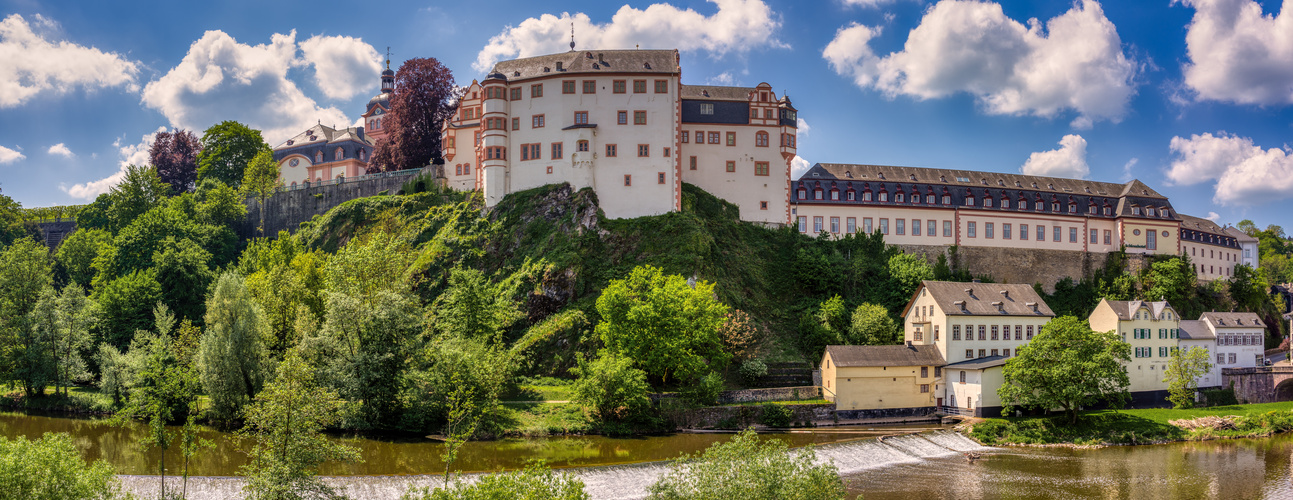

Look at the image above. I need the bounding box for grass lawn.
[970,401,1293,446]
[501,402,593,436]
[0,385,115,414]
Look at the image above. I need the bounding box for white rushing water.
[119,431,992,500]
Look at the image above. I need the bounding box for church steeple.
[381,46,395,94]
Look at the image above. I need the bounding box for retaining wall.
[892,244,1138,292]
[673,404,836,429]
[834,406,939,421]
[241,169,429,238]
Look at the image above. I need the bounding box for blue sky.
[3,0,1292,229]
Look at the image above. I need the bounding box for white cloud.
[141,30,349,144]
[1179,0,1293,105]
[707,72,736,86]
[298,34,382,100]
[61,126,165,200]
[1168,132,1293,206]
[796,117,811,136]
[1121,157,1138,181]
[47,143,73,158]
[823,0,1137,126]
[0,14,139,108]
[473,0,784,72]
[791,155,811,179]
[842,0,898,7]
[0,145,24,164]
[1021,134,1090,179]
[1205,211,1221,222]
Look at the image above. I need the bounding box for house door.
[937,397,943,407]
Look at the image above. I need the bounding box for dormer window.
[1103,206,1112,216]
[879,191,889,202]
[966,196,975,207]
[1146,207,1156,217]
[798,189,806,199]
[1068,203,1076,213]
[847,190,856,201]
[1018,199,1027,210]
[926,193,935,204]
[942,194,951,204]
[1132,206,1141,215]
[830,189,839,201]
[814,189,823,200]
[863,191,873,201]
[335,147,345,160]
[314,151,323,163]
[910,174,917,181]
[1035,200,1044,211]
[1161,209,1170,218]
[895,193,905,203]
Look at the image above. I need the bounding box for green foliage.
[403,462,589,500]
[30,284,96,398]
[1202,388,1239,407]
[318,289,423,429]
[1144,256,1198,317]
[798,295,849,360]
[56,227,112,291]
[885,253,933,305]
[647,429,845,500]
[999,316,1132,424]
[194,177,248,227]
[738,359,768,386]
[759,403,794,427]
[437,267,520,341]
[682,371,726,407]
[1164,347,1213,409]
[848,302,899,345]
[153,237,215,323]
[399,336,512,435]
[240,347,360,500]
[0,192,27,247]
[596,265,730,384]
[570,354,650,421]
[0,432,126,500]
[105,165,173,233]
[94,269,162,349]
[0,238,55,396]
[199,272,270,423]
[241,234,327,353]
[198,120,271,188]
[242,149,283,237]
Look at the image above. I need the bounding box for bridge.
[1222,366,1293,403]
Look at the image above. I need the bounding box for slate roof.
[274,124,373,150]
[489,49,679,81]
[824,344,946,368]
[945,356,1009,370]
[1177,320,1214,340]
[680,84,762,101]
[910,281,1054,318]
[1099,300,1176,321]
[1178,213,1229,236]
[1201,312,1265,329]
[1224,226,1259,243]
[807,163,1167,199]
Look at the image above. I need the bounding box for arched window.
[314,151,323,163]
[335,147,345,160]
[755,131,769,147]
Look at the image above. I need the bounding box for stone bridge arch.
[1223,367,1293,404]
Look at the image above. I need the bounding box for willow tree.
[199,272,269,422]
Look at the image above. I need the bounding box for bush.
[647,429,845,499]
[570,354,650,422]
[738,359,768,386]
[403,463,588,500]
[0,432,127,499]
[682,372,725,407]
[759,403,793,427]
[1202,388,1239,407]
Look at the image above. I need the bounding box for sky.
[2,0,1293,229]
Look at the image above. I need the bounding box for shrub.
[647,429,845,500]
[570,354,650,422]
[0,432,126,499]
[738,359,768,386]
[682,372,725,407]
[1202,388,1239,407]
[759,403,793,428]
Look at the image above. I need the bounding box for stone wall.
[34,220,77,249]
[672,403,835,429]
[241,168,429,238]
[715,386,822,404]
[893,244,1112,292]
[834,406,939,421]
[1222,366,1293,404]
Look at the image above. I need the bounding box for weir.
[118,431,991,499]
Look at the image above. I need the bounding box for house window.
[562,80,575,94]
[814,189,822,199]
[633,80,647,93]
[942,194,951,204]
[624,175,632,186]
[953,325,961,341]
[1015,325,1022,340]
[1003,349,1011,357]
[798,216,807,232]
[726,161,736,173]
[663,147,671,157]
[532,115,545,128]
[582,80,596,94]
[965,351,973,360]
[690,156,697,170]
[979,349,986,358]
[613,80,626,93]
[700,103,714,115]
[726,132,736,146]
[1091,229,1098,243]
[709,132,721,144]
[1038,225,1046,241]
[896,219,905,235]
[864,218,873,233]
[929,220,937,237]
[335,147,345,160]
[546,165,552,174]
[682,131,690,143]
[847,218,856,233]
[579,140,590,152]
[848,191,856,201]
[756,131,769,147]
[655,80,668,93]
[830,217,840,233]
[512,117,520,130]
[520,143,540,161]
[760,201,768,210]
[1003,223,1012,239]
[943,221,952,237]
[991,349,999,356]
[605,144,615,156]
[638,144,649,157]
[967,222,976,238]
[814,217,824,233]
[531,84,543,97]
[510,88,522,100]
[896,193,905,203]
[551,142,563,159]
[913,219,922,236]
[658,172,666,184]
[1070,227,1078,243]
[574,111,589,124]
[985,222,994,239]
[486,146,506,159]
[617,111,628,125]
[991,326,999,341]
[755,162,769,176]
[966,196,975,207]
[863,192,872,201]
[880,218,889,234]
[1026,325,1034,340]
[634,111,647,125]
[984,197,993,208]
[879,192,888,202]
[921,384,930,393]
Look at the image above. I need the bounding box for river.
[7,411,1293,499]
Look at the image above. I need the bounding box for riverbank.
[967,401,1293,446]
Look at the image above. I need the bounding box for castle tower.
[363,53,395,144]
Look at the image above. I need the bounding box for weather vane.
[570,23,576,51]
[386,46,393,69]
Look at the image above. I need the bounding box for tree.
[438,267,519,341]
[1237,219,1258,237]
[94,269,162,349]
[0,432,127,500]
[198,121,270,188]
[1229,264,1269,313]
[240,347,360,500]
[848,302,898,345]
[595,265,730,384]
[105,165,172,233]
[403,463,589,500]
[153,237,214,323]
[717,309,765,363]
[1164,347,1213,409]
[242,149,282,236]
[370,58,458,171]
[55,227,112,290]
[0,192,26,247]
[318,290,424,429]
[0,238,54,397]
[242,234,326,353]
[799,295,850,359]
[998,316,1131,424]
[151,129,202,194]
[885,253,933,308]
[31,284,96,398]
[199,272,270,423]
[194,177,248,227]
[1144,257,1198,317]
[647,429,845,500]
[570,354,650,422]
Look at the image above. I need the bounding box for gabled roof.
[274,124,373,150]
[1098,299,1176,321]
[1178,320,1214,340]
[1201,312,1265,329]
[908,281,1054,318]
[1178,213,1230,236]
[824,344,946,368]
[945,356,1009,370]
[489,49,679,81]
[1224,226,1259,243]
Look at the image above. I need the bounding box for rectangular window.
[726,160,736,172]
[637,144,649,157]
[634,110,647,125]
[624,175,632,186]
[1026,325,1034,340]
[663,147,670,157]
[755,161,769,176]
[726,132,736,146]
[1054,226,1062,242]
[991,349,999,357]
[847,218,856,234]
[966,350,973,359]
[929,220,937,238]
[913,219,922,236]
[967,221,976,238]
[1003,223,1011,239]
[613,80,626,93]
[985,222,994,239]
[681,131,689,143]
[655,80,668,93]
[1070,227,1078,243]
[700,103,714,115]
[574,111,588,124]
[880,218,889,235]
[978,325,986,341]
[953,325,962,341]
[1003,349,1011,357]
[531,84,543,97]
[814,217,824,233]
[943,220,952,237]
[551,142,563,159]
[1014,325,1022,340]
[658,172,666,184]
[1020,224,1029,240]
[797,216,807,233]
[1091,229,1099,244]
[617,111,628,125]
[830,217,840,233]
[582,80,595,94]
[921,366,929,378]
[689,156,697,170]
[532,115,545,128]
[633,80,647,93]
[1038,225,1046,241]
[709,132,721,144]
[606,144,617,157]
[510,87,522,100]
[978,349,986,358]
[511,117,519,130]
[991,326,999,340]
[562,80,575,94]
[896,219,906,235]
[864,218,873,234]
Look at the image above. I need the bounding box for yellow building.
[820,344,945,419]
[1088,299,1182,405]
